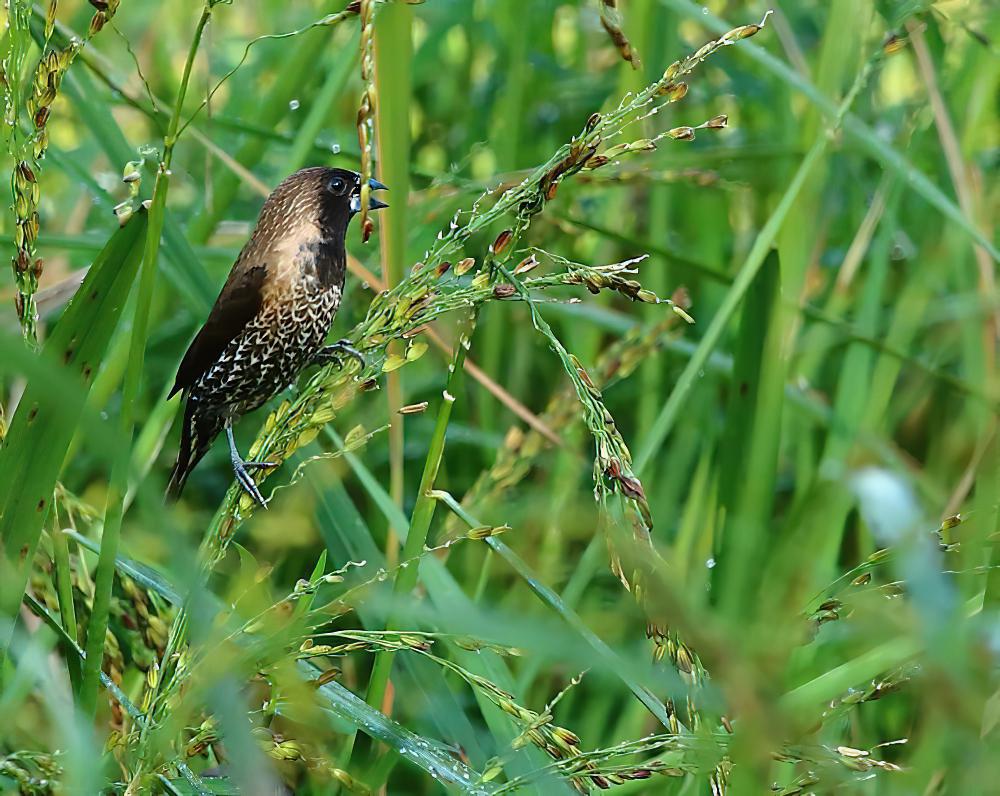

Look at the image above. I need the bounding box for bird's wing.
[168,258,268,398]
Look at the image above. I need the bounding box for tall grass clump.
[2,1,999,794]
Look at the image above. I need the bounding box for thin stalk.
[78,2,214,716]
[364,313,475,713]
[373,1,413,569]
[50,524,81,691]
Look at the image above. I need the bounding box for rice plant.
[2,0,999,793]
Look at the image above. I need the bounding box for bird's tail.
[166,398,224,501]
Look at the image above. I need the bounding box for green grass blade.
[635,137,826,473]
[0,212,148,657]
[299,661,497,793]
[373,0,415,570]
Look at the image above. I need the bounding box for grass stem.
[78,1,214,717]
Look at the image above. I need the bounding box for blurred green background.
[2,0,999,793]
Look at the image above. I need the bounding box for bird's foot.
[226,424,276,508]
[232,456,274,508]
[315,339,366,373]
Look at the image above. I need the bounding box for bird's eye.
[328,176,347,195]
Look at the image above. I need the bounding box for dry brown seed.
[732,23,762,40]
[513,254,538,275]
[493,283,516,299]
[454,257,475,276]
[617,474,646,501]
[34,106,50,128]
[660,81,688,101]
[435,260,451,277]
[17,161,36,183]
[668,126,695,141]
[705,114,728,129]
[398,401,429,415]
[491,229,514,255]
[313,667,340,688]
[552,727,580,747]
[545,181,558,201]
[584,155,610,170]
[89,11,107,34]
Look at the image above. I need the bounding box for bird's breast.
[260,228,346,302]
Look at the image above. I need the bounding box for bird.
[166,167,387,506]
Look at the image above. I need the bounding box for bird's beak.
[368,178,389,210]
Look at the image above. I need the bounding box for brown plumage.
[166,167,387,504]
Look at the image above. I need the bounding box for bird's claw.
[316,340,366,373]
[226,423,275,508]
[232,456,271,508]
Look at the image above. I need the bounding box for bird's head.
[322,168,389,217]
[258,167,389,241]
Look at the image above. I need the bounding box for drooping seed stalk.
[355,0,376,244]
[78,1,216,717]
[598,0,640,68]
[7,0,123,343]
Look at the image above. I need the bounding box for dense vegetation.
[2,0,998,793]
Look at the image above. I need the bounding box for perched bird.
[166,167,387,505]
